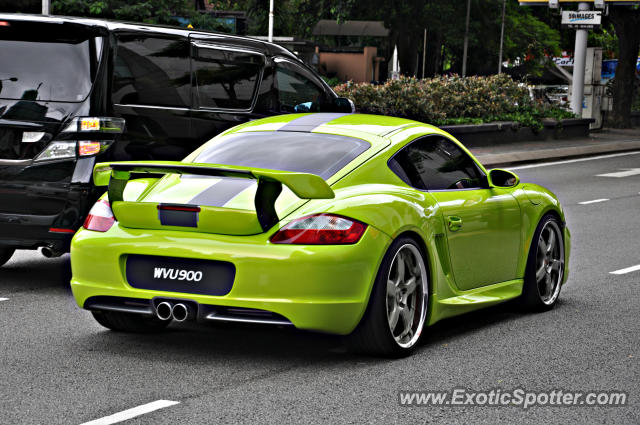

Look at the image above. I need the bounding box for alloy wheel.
[385,244,428,348]
[535,220,564,305]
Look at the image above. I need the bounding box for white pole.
[462,0,471,77]
[42,0,50,15]
[570,2,590,116]
[498,0,507,74]
[422,28,427,79]
[268,0,274,43]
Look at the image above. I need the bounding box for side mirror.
[487,168,520,188]
[332,97,356,113]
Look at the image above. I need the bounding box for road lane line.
[508,151,640,170]
[596,168,640,178]
[610,265,640,275]
[578,198,609,205]
[79,400,180,425]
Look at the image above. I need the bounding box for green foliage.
[589,24,619,58]
[321,76,342,87]
[334,75,574,130]
[51,0,192,25]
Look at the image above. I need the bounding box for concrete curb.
[474,140,640,167]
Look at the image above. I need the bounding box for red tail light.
[83,199,115,232]
[78,141,101,156]
[270,214,367,245]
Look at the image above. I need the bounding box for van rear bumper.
[0,183,96,252]
[0,213,79,251]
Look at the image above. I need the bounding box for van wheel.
[92,311,170,333]
[348,236,429,358]
[0,248,15,267]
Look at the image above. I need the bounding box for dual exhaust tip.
[156,301,190,322]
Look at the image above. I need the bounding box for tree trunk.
[609,7,640,128]
[396,30,420,77]
[425,30,443,77]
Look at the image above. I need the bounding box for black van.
[0,14,353,265]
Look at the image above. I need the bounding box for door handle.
[447,216,463,231]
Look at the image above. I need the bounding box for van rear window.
[0,23,101,102]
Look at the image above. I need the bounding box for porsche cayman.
[70,113,570,357]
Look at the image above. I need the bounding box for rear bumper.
[70,224,391,335]
[0,199,87,251]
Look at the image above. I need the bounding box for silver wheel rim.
[536,221,564,305]
[385,244,428,349]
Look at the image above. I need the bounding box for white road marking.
[610,264,640,275]
[596,168,640,178]
[578,198,609,205]
[0,298,8,302]
[507,151,640,170]
[79,400,180,425]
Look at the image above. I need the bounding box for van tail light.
[62,117,125,134]
[78,141,101,156]
[270,214,367,245]
[83,199,115,232]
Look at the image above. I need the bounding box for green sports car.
[70,113,570,357]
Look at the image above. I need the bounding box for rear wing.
[93,161,334,231]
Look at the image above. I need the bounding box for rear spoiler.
[93,161,334,231]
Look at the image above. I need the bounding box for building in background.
[312,20,389,83]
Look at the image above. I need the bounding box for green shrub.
[334,74,575,130]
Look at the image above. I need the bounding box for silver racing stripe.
[277,113,349,133]
[188,178,255,207]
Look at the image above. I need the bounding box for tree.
[608,6,640,128]
[50,0,193,24]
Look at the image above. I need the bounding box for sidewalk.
[470,128,640,167]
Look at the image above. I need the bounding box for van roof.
[0,13,300,61]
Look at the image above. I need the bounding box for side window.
[192,45,264,110]
[254,66,277,113]
[389,136,485,190]
[274,59,327,112]
[112,35,190,107]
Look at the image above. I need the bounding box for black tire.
[347,236,429,358]
[521,214,565,312]
[92,311,170,333]
[0,248,15,267]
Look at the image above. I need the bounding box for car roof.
[225,112,441,141]
[0,13,299,61]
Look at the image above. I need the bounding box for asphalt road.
[1,151,639,424]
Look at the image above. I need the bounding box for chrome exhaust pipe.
[41,246,63,258]
[156,301,173,321]
[172,303,189,322]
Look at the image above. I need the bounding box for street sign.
[561,10,601,29]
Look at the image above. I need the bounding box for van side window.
[112,35,190,108]
[274,59,327,112]
[388,136,485,191]
[254,66,277,114]
[192,45,264,110]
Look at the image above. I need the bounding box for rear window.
[0,22,101,102]
[194,132,370,179]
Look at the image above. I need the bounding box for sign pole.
[422,28,427,79]
[570,2,590,116]
[42,0,50,14]
[498,0,507,74]
[462,0,471,77]
[268,0,274,42]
